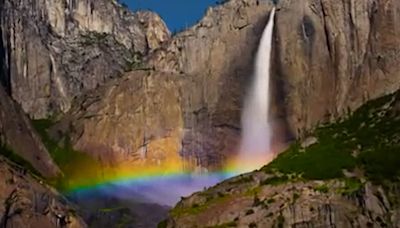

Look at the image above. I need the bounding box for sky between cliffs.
[122,0,218,32]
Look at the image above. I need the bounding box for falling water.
[69,9,277,214]
[238,8,276,172]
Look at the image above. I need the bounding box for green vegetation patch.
[170,193,232,217]
[340,178,363,196]
[32,119,91,167]
[261,175,289,186]
[32,119,101,191]
[80,32,108,46]
[314,184,329,193]
[263,91,400,185]
[157,220,168,228]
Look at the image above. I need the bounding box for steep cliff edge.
[55,0,400,169]
[164,90,400,227]
[0,0,170,118]
[0,84,60,178]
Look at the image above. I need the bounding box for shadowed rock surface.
[0,85,60,178]
[0,156,86,228]
[71,193,169,228]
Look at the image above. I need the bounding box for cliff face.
[53,0,274,168]
[54,0,400,169]
[274,0,400,135]
[0,156,86,228]
[53,70,184,165]
[0,85,60,178]
[0,0,170,118]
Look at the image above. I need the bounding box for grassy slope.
[264,91,400,184]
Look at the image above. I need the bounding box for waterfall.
[237,8,276,172]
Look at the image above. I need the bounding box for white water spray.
[237,8,276,172]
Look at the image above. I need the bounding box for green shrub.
[261,175,289,186]
[157,220,168,228]
[314,184,329,193]
[32,119,101,191]
[262,91,400,185]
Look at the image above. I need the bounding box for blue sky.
[122,0,218,32]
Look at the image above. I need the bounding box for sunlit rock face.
[55,0,400,170]
[54,0,276,169]
[0,0,170,119]
[53,70,184,166]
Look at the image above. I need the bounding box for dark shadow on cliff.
[269,11,295,152]
[0,5,11,94]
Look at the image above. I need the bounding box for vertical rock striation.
[0,0,170,118]
[54,0,400,169]
[273,0,400,136]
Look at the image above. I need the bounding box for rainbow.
[56,159,244,204]
[55,154,269,205]
[64,168,239,195]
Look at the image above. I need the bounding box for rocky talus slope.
[53,0,400,169]
[0,0,170,118]
[164,90,400,228]
[0,156,86,228]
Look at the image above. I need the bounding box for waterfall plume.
[237,8,276,172]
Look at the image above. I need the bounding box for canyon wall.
[52,0,400,169]
[53,0,274,169]
[1,0,398,169]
